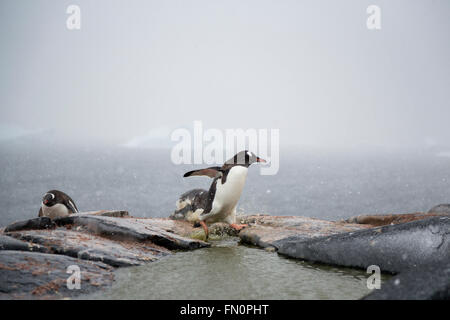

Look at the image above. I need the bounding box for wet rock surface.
[236,213,450,300]
[6,229,169,267]
[1,210,449,299]
[0,234,48,253]
[4,217,55,232]
[276,216,450,274]
[0,212,209,299]
[238,215,371,248]
[341,211,450,226]
[53,215,209,250]
[0,250,114,299]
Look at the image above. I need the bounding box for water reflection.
[86,239,387,300]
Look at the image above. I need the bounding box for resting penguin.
[171,150,266,238]
[38,190,79,219]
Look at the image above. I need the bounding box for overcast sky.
[0,0,449,148]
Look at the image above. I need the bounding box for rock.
[0,235,48,253]
[342,211,450,226]
[149,218,239,237]
[264,246,277,253]
[209,223,240,237]
[0,250,114,299]
[238,215,371,248]
[0,214,211,299]
[239,225,305,248]
[4,217,55,233]
[77,210,130,218]
[428,204,450,215]
[277,216,450,274]
[53,215,210,250]
[363,261,450,300]
[3,212,129,234]
[2,211,448,300]
[6,230,169,267]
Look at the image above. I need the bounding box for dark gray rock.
[342,212,449,226]
[363,261,450,300]
[0,214,212,299]
[6,229,169,267]
[54,215,210,250]
[0,234,48,253]
[4,217,55,232]
[428,204,450,214]
[277,216,450,274]
[0,250,114,299]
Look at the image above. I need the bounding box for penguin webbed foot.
[199,221,209,240]
[229,223,248,231]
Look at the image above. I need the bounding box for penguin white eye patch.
[44,193,55,199]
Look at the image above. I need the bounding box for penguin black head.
[226,150,267,167]
[42,192,57,207]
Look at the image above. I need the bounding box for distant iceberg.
[122,126,173,149]
[0,124,44,141]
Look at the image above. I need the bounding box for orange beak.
[256,157,267,163]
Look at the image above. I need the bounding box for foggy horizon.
[1,0,450,149]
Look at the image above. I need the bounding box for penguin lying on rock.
[38,190,79,219]
[171,150,266,238]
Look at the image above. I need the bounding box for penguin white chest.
[41,203,70,219]
[213,166,248,211]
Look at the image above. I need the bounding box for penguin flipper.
[38,207,43,217]
[183,167,222,178]
[63,198,78,214]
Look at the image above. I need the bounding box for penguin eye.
[44,193,55,200]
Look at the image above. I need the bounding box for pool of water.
[86,239,384,300]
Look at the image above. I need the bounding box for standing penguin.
[38,190,79,219]
[171,150,266,238]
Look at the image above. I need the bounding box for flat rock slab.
[5,229,169,267]
[54,215,210,250]
[0,234,48,253]
[277,216,450,274]
[0,250,114,300]
[238,215,372,248]
[363,261,450,300]
[4,211,129,233]
[5,217,55,232]
[342,211,450,226]
[428,204,450,214]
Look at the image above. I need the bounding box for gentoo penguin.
[171,150,266,238]
[38,190,79,219]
